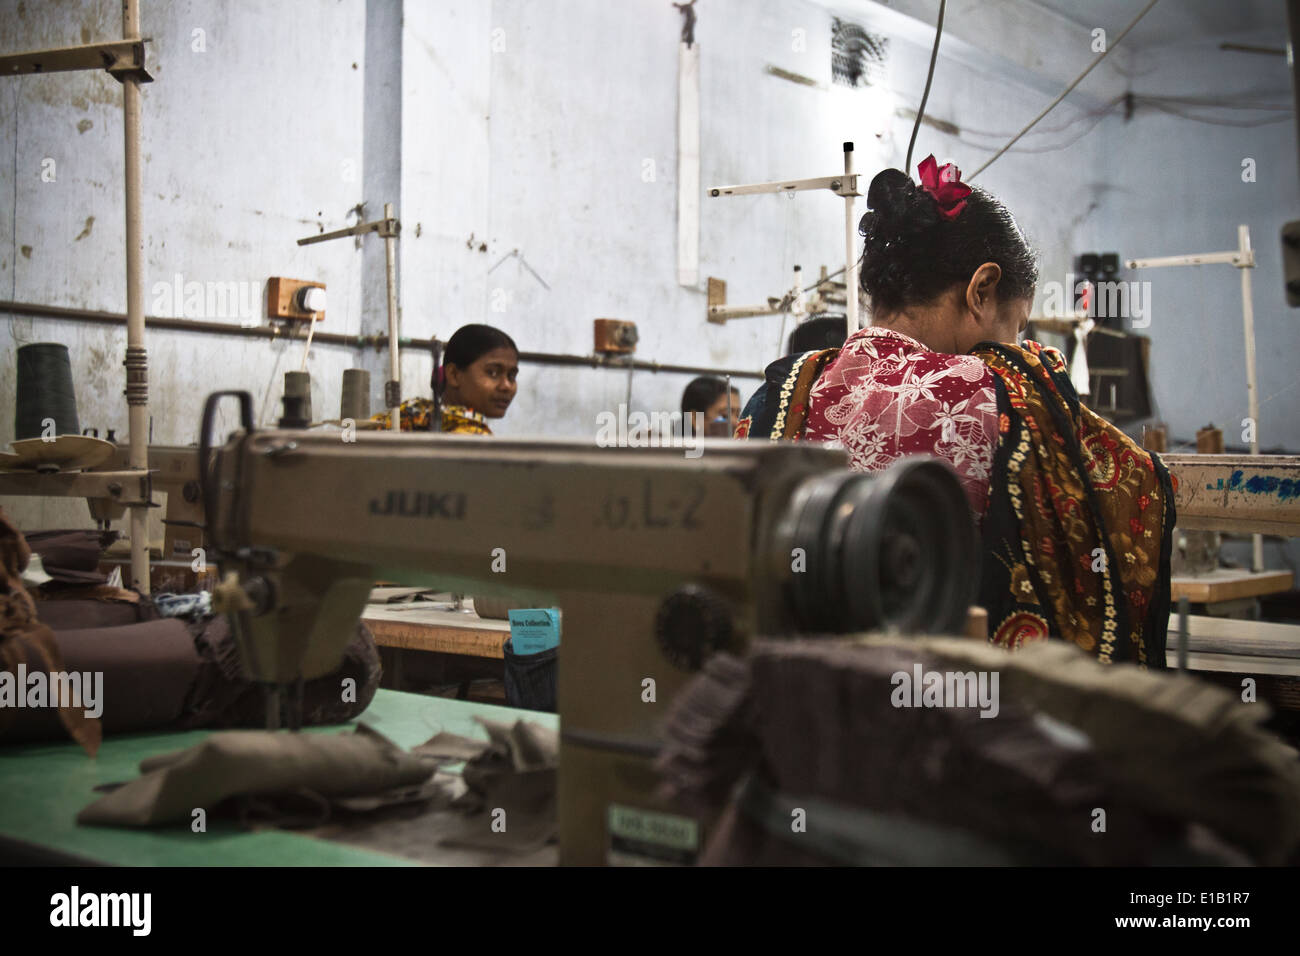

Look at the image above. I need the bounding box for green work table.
[0,689,558,866]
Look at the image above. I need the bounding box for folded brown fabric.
[22,529,112,585]
[32,592,158,631]
[78,725,434,827]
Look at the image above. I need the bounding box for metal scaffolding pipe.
[122,0,150,594]
[1,300,766,380]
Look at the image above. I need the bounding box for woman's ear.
[965,262,1003,322]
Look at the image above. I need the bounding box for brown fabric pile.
[23,529,113,586]
[1,509,381,748]
[657,636,1300,866]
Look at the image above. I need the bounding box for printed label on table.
[507,608,561,655]
[606,803,699,866]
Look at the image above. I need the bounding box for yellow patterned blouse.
[370,400,491,435]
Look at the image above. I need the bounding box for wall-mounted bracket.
[297,216,400,246]
[0,38,153,83]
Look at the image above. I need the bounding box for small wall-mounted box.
[267,277,326,321]
[594,318,638,354]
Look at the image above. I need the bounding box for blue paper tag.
[508,608,561,655]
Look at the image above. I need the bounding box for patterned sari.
[736,335,1174,666]
[972,341,1174,666]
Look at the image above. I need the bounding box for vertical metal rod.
[1239,224,1263,572]
[384,202,401,432]
[843,142,859,333]
[123,0,150,594]
[725,373,733,432]
[430,338,444,433]
[1176,597,1190,671]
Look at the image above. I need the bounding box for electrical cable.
[968,0,1161,181]
[905,0,946,174]
[953,95,1124,142]
[954,104,1119,156]
[1141,101,1291,127]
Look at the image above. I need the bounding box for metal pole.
[1176,596,1189,671]
[122,0,150,594]
[1239,224,1264,571]
[843,142,859,332]
[384,202,400,431]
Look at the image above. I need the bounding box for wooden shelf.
[1171,569,1294,604]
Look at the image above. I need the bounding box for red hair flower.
[917,155,971,220]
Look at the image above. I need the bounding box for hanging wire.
[904,0,947,174]
[968,0,1161,181]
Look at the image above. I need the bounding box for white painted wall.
[1,0,370,530]
[1091,33,1298,453]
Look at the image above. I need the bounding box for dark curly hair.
[858,168,1038,316]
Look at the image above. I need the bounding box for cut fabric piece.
[78,724,435,827]
[438,718,558,853]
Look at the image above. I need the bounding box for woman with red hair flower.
[736,155,1174,666]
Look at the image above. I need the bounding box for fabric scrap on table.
[77,723,435,827]
[434,718,558,853]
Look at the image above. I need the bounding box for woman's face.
[704,390,742,433]
[446,347,519,418]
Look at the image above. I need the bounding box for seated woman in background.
[681,376,741,437]
[373,324,519,434]
[736,156,1174,666]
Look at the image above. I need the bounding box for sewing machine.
[198,391,978,865]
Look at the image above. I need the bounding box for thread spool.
[15,343,80,440]
[1141,424,1166,453]
[1196,425,1224,455]
[284,371,312,425]
[340,369,370,422]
